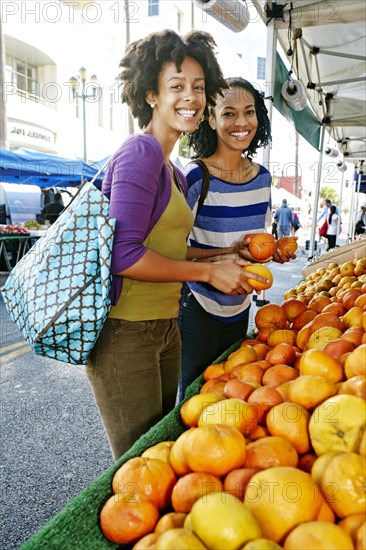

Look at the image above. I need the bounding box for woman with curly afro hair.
[177,77,296,402]
[86,32,266,460]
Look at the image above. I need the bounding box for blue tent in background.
[354,169,366,194]
[0,148,109,187]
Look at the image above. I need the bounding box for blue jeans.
[177,283,249,402]
[278,226,291,238]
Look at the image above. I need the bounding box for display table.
[0,235,32,273]
[19,340,242,550]
[0,230,48,273]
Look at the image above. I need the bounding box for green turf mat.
[20,339,243,549]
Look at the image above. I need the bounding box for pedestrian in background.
[326,204,340,250]
[274,198,293,238]
[292,211,301,235]
[85,30,266,460]
[41,192,64,225]
[355,202,366,236]
[317,198,340,224]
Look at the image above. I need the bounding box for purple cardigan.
[102,134,187,304]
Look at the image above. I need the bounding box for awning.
[0,148,108,187]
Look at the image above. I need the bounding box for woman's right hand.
[207,259,269,295]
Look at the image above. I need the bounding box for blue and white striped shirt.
[185,162,272,322]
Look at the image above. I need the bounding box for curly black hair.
[188,77,272,159]
[118,29,228,129]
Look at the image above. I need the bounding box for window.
[6,55,39,98]
[148,0,159,16]
[257,57,266,80]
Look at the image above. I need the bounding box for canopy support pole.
[262,13,277,171]
[308,125,325,259]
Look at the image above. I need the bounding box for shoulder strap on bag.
[189,159,210,214]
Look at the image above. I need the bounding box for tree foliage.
[319,185,339,204]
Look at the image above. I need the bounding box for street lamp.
[69,67,98,163]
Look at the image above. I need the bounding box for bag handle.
[65,156,113,211]
[189,159,210,214]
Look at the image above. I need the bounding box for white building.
[2,0,268,162]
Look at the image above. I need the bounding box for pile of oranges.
[99,257,366,549]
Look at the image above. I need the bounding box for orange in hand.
[246,233,276,261]
[276,236,298,258]
[242,263,273,290]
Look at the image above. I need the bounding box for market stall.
[18,241,366,549]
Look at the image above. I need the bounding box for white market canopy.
[271,186,307,210]
[252,0,366,160]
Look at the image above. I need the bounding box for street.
[0,232,319,549]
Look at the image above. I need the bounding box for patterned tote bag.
[1,178,115,365]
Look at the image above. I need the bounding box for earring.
[150,102,155,108]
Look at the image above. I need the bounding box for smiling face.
[210,86,258,154]
[146,56,206,139]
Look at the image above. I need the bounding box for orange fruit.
[248,386,284,424]
[132,532,159,548]
[288,374,337,410]
[224,379,256,401]
[276,236,298,258]
[223,468,260,501]
[199,398,258,436]
[311,451,344,485]
[100,491,159,545]
[338,513,366,544]
[191,492,262,549]
[244,467,324,543]
[261,364,298,388]
[309,394,366,455]
[183,424,246,477]
[307,326,343,350]
[199,378,226,397]
[247,232,276,261]
[320,452,366,518]
[254,304,287,332]
[266,343,296,365]
[299,349,343,383]
[171,471,222,513]
[154,528,207,548]
[283,521,354,549]
[267,329,297,347]
[244,436,298,469]
[141,441,175,465]
[242,263,273,290]
[203,363,226,380]
[281,298,308,322]
[344,344,366,378]
[112,457,176,511]
[154,512,187,533]
[180,393,224,428]
[225,345,258,373]
[266,402,311,454]
[232,363,264,385]
[170,429,193,476]
[292,309,317,330]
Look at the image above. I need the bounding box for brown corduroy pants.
[85,317,181,460]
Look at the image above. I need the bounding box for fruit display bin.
[302,238,366,278]
[19,340,242,550]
